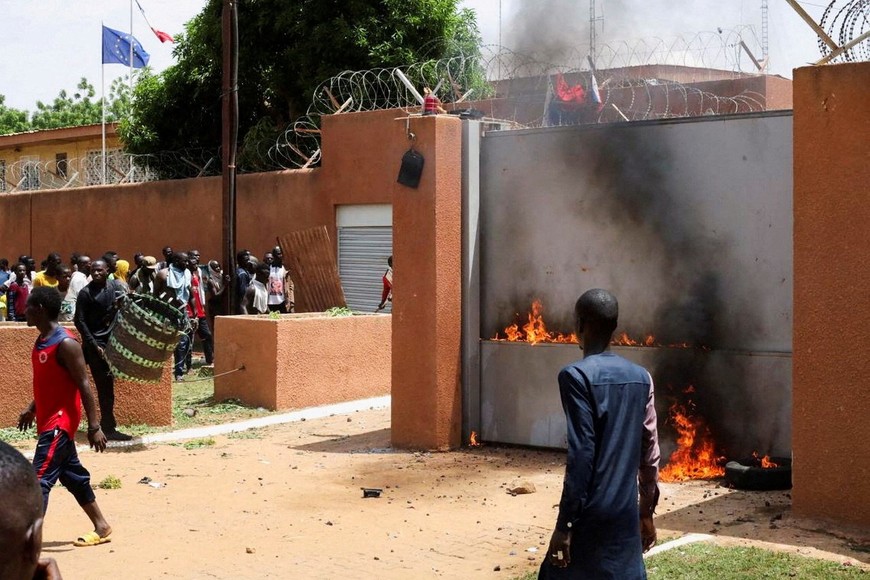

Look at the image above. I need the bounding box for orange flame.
[491,300,690,347]
[659,397,725,482]
[469,431,481,447]
[752,451,779,469]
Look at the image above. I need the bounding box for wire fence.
[1,27,780,188]
[819,0,870,62]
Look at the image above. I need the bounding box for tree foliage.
[119,0,482,166]
[0,78,132,135]
[0,95,30,135]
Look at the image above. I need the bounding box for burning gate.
[462,112,794,472]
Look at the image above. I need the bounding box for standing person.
[234,249,252,314]
[20,256,37,286]
[205,260,228,331]
[99,252,118,282]
[128,253,145,279]
[19,287,113,549]
[540,289,660,579]
[7,264,30,322]
[128,256,158,295]
[376,256,393,312]
[56,266,75,322]
[32,253,63,288]
[185,250,214,370]
[113,259,130,284]
[0,440,64,579]
[242,262,270,315]
[70,252,82,273]
[265,246,291,313]
[156,246,173,271]
[155,252,197,381]
[0,257,11,292]
[66,256,91,313]
[73,260,131,442]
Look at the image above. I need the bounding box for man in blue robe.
[540,289,660,579]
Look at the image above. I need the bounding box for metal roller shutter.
[338,226,393,312]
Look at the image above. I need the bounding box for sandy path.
[38,407,868,579]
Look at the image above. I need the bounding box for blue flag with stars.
[102,25,150,68]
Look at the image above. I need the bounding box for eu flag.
[102,25,150,68]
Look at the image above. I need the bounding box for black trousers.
[83,343,117,432]
[184,316,214,368]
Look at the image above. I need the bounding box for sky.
[0,0,832,112]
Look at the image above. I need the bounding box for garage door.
[338,226,393,312]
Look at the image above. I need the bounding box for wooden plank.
[278,226,346,313]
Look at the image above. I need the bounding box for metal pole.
[222,0,239,315]
[129,0,134,91]
[783,0,839,51]
[101,61,106,185]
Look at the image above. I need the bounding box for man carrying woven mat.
[74,260,132,442]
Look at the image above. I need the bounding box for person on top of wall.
[0,439,64,579]
[539,289,660,580]
[19,287,113,550]
[376,256,393,312]
[74,260,131,441]
[422,87,446,115]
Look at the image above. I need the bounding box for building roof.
[0,123,118,150]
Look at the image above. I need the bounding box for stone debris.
[507,481,536,496]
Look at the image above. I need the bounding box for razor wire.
[268,27,769,169]
[0,149,219,193]
[819,0,870,62]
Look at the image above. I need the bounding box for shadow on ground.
[655,485,870,564]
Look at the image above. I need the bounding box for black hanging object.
[397,148,424,188]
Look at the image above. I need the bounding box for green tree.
[30,77,133,130]
[0,95,31,135]
[120,0,482,170]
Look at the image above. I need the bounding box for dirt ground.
[40,407,868,579]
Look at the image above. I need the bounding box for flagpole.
[102,61,107,186]
[129,0,134,91]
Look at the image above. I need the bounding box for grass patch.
[1,374,276,445]
[0,426,37,447]
[512,544,867,580]
[182,437,215,450]
[227,429,265,440]
[646,543,866,579]
[97,475,122,489]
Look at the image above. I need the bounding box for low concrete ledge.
[214,313,391,410]
[0,322,173,428]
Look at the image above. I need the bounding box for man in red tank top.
[18,287,114,547]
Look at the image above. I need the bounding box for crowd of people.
[0,246,298,388]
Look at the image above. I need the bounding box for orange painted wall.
[214,314,391,410]
[792,62,870,528]
[390,116,463,450]
[0,323,172,428]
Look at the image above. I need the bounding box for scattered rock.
[246,547,255,554]
[493,565,501,571]
[183,408,197,418]
[326,521,334,526]
[507,481,536,496]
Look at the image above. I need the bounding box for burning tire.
[724,457,792,491]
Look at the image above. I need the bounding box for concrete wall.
[476,112,794,457]
[792,62,870,529]
[0,109,465,450]
[214,314,391,410]
[391,116,464,450]
[0,323,172,428]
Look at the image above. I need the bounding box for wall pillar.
[793,62,870,528]
[391,115,463,450]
